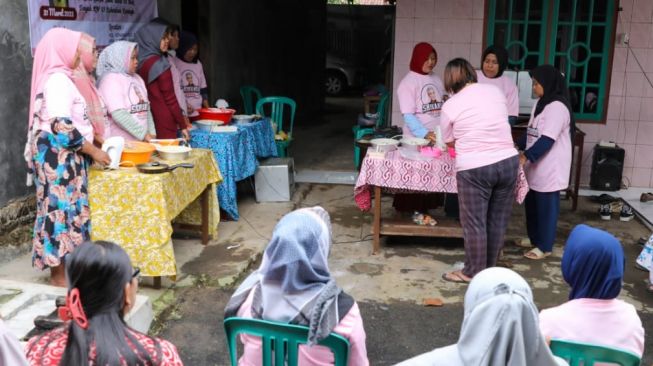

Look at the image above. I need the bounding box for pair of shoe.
[641,192,653,202]
[600,201,634,221]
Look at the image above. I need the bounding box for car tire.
[325,70,346,96]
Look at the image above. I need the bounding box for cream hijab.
[397,268,566,366]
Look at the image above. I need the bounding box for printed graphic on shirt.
[182,70,201,97]
[127,82,149,114]
[420,84,444,114]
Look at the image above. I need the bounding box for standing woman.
[134,22,190,140]
[97,41,156,142]
[519,65,572,260]
[25,28,111,286]
[476,45,519,125]
[394,42,449,213]
[172,30,210,119]
[440,58,519,283]
[71,33,107,145]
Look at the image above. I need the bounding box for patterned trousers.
[456,155,519,277]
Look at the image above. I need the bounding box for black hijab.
[177,31,199,63]
[481,45,509,78]
[529,64,576,137]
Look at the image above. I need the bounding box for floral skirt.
[31,128,90,270]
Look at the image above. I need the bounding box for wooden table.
[354,150,529,253]
[511,125,585,210]
[89,149,222,284]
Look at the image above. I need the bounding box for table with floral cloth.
[190,118,277,220]
[88,149,222,277]
[354,150,529,253]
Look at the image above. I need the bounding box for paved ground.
[155,182,653,365]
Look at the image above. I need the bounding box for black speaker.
[590,144,624,191]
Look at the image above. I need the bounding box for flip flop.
[523,247,551,260]
[442,271,471,284]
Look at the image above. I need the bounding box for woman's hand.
[519,152,527,166]
[183,116,192,130]
[91,148,112,166]
[187,104,195,115]
[143,133,154,142]
[424,131,437,143]
[180,128,190,141]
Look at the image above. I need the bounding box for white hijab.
[397,268,567,366]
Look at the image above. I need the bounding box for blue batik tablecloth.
[190,118,277,219]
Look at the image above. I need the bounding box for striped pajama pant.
[456,155,519,278]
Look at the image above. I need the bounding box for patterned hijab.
[562,224,624,300]
[96,41,138,81]
[456,268,562,366]
[72,33,105,138]
[134,22,170,83]
[224,206,352,345]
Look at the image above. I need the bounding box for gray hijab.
[397,268,565,366]
[96,41,137,82]
[133,22,169,83]
[225,206,348,345]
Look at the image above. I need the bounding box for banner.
[27,0,158,53]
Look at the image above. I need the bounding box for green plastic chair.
[224,317,350,366]
[240,85,263,115]
[550,339,641,366]
[353,92,389,168]
[256,96,296,157]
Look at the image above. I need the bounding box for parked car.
[325,54,358,96]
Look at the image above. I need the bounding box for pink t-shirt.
[476,70,519,117]
[172,58,207,117]
[168,57,188,116]
[539,298,644,357]
[98,72,150,142]
[440,83,517,171]
[39,72,94,143]
[397,71,446,137]
[524,101,571,192]
[236,289,369,366]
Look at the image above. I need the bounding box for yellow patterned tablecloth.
[88,149,222,277]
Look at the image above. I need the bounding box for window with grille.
[485,0,617,122]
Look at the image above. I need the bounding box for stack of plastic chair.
[224,317,350,366]
[240,85,263,115]
[256,96,296,158]
[353,92,388,168]
[549,339,641,366]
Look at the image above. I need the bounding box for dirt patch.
[181,244,256,279]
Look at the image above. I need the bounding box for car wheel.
[325,71,346,96]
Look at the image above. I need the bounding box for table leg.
[201,185,209,245]
[372,186,381,254]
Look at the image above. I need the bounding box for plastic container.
[197,108,235,124]
[121,141,155,165]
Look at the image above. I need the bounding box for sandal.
[514,238,533,248]
[523,248,551,260]
[442,271,471,284]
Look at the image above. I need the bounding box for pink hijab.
[27,28,82,131]
[72,33,105,138]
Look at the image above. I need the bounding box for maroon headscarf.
[409,42,437,75]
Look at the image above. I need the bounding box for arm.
[516,132,527,150]
[524,136,554,162]
[110,109,147,140]
[147,109,157,136]
[403,113,429,138]
[200,87,209,108]
[342,303,369,366]
[155,69,187,130]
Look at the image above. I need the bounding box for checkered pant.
[456,155,519,277]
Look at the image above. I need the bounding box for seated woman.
[97,41,156,142]
[397,267,566,366]
[224,206,369,366]
[539,224,644,357]
[25,241,183,365]
[476,45,519,125]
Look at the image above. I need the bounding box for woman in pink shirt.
[440,58,519,283]
[476,45,519,125]
[517,65,572,260]
[25,28,111,286]
[224,206,369,366]
[97,41,156,142]
[172,30,210,119]
[539,224,644,357]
